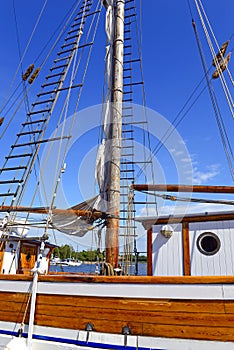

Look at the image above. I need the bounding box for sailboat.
[0,0,233,349]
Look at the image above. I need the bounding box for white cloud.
[180,157,191,163]
[192,164,220,185]
[169,148,184,156]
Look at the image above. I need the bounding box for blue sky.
[0,0,233,249]
[0,0,232,184]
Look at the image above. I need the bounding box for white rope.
[194,0,234,118]
[47,0,103,207]
[195,0,233,112]
[197,0,234,85]
[0,0,48,114]
[10,3,83,210]
[47,1,90,214]
[0,2,81,141]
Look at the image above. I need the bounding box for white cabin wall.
[152,224,183,276]
[2,241,19,274]
[151,219,234,276]
[190,220,234,276]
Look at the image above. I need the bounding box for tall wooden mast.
[105,0,125,267]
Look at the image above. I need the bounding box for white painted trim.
[0,280,32,293]
[0,279,233,300]
[36,281,234,300]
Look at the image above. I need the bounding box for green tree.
[53,246,104,262]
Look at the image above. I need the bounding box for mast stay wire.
[135,1,234,183]
[191,0,234,181]
[187,0,234,86]
[7,1,83,223]
[134,0,158,216]
[135,72,209,181]
[188,0,233,162]
[0,0,48,115]
[9,0,80,222]
[12,0,37,116]
[36,0,102,229]
[194,0,234,117]
[196,0,234,87]
[12,0,42,197]
[0,1,80,119]
[48,1,90,214]
[134,2,217,181]
[0,0,81,154]
[138,190,234,207]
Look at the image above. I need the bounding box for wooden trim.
[182,222,190,276]
[139,211,234,227]
[147,228,152,276]
[132,184,234,193]
[37,275,234,284]
[1,274,234,284]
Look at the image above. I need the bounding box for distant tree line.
[52,245,102,262]
[53,244,147,262]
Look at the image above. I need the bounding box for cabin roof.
[2,236,58,248]
[136,210,234,230]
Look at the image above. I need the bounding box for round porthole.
[196,232,221,256]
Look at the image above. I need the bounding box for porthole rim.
[196,231,221,256]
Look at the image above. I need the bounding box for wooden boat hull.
[0,275,234,349]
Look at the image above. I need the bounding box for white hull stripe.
[1,323,234,350]
[0,280,233,300]
[0,329,164,350]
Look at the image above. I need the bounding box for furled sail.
[40,2,115,237]
[51,216,94,237]
[95,0,114,212]
[51,196,100,236]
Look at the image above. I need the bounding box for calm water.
[50,262,147,275]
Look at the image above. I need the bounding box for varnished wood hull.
[0,275,234,349]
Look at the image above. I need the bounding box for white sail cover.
[95,1,114,212]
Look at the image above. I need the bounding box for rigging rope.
[190,1,234,180]
[1,0,90,232]
[139,190,234,207]
[194,0,234,116]
[135,75,208,181]
[134,0,158,217]
[0,1,80,132]
[8,2,86,215]
[0,0,48,120]
[135,1,234,184]
[0,0,48,116]
[196,0,234,86]
[45,0,102,212]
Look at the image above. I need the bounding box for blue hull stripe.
[0,328,165,350]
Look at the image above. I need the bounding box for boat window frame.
[196,231,221,256]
